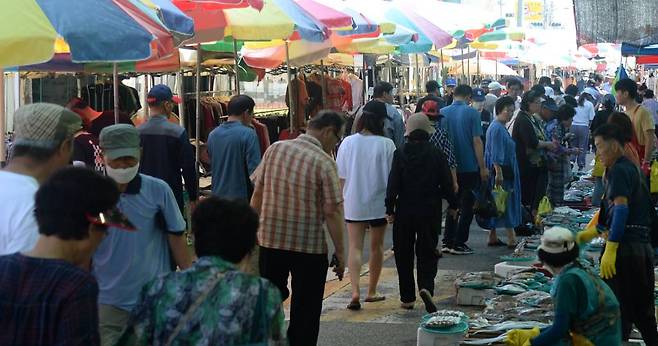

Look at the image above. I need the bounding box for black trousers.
[520,166,548,212]
[394,214,441,303]
[443,172,479,247]
[604,242,658,345]
[259,247,328,346]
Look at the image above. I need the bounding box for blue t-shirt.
[93,174,185,311]
[207,121,261,200]
[440,100,483,173]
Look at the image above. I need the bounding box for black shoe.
[419,289,437,314]
[462,244,475,253]
[451,245,474,255]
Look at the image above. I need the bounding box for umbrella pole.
[195,44,202,181]
[0,68,5,164]
[233,40,241,95]
[495,58,498,80]
[415,54,421,95]
[177,71,185,127]
[320,59,327,107]
[387,54,393,83]
[477,50,480,81]
[440,49,444,82]
[285,40,295,131]
[467,47,471,85]
[113,63,119,124]
[363,55,368,103]
[461,48,465,84]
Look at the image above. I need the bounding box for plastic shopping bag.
[492,186,508,216]
[537,196,553,216]
[651,161,658,193]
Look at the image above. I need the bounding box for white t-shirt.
[0,171,39,255]
[572,100,595,126]
[336,133,395,220]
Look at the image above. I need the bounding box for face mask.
[106,163,139,184]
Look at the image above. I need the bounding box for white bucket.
[416,327,464,346]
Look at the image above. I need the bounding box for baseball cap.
[99,124,141,160]
[472,88,486,102]
[582,87,600,99]
[13,103,82,149]
[147,84,181,104]
[538,227,575,254]
[421,100,440,118]
[445,78,457,87]
[542,97,559,112]
[405,113,435,137]
[488,81,503,90]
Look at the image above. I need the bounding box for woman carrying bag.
[485,96,521,248]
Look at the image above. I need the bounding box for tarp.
[573,0,658,46]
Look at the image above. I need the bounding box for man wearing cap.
[138,84,197,214]
[67,97,134,139]
[207,95,261,201]
[471,88,492,146]
[415,80,446,115]
[440,85,488,255]
[485,82,503,115]
[94,124,193,346]
[0,103,82,255]
[443,78,457,106]
[0,167,123,345]
[421,100,458,194]
[386,113,458,313]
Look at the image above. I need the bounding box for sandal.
[346,301,361,310]
[488,239,506,247]
[364,295,386,303]
[400,302,415,310]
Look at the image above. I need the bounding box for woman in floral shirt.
[119,198,285,346]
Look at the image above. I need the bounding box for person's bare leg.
[366,225,387,299]
[506,228,517,247]
[488,229,498,244]
[348,223,367,303]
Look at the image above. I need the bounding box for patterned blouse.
[119,256,285,346]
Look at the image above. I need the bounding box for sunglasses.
[86,208,136,231]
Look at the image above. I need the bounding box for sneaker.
[441,245,452,253]
[462,244,475,254]
[451,245,474,255]
[419,289,437,314]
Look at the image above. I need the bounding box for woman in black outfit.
[385,113,459,314]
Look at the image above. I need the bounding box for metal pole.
[387,54,393,83]
[440,49,444,83]
[233,40,241,95]
[320,59,327,107]
[195,44,202,182]
[467,47,471,85]
[495,58,499,80]
[0,69,5,164]
[363,55,368,103]
[415,54,421,95]
[477,50,480,80]
[113,63,119,123]
[177,71,185,127]
[285,40,295,131]
[142,74,149,119]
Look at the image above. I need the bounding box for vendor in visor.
[506,227,621,346]
[577,123,658,344]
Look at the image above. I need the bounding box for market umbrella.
[0,0,194,67]
[449,59,518,76]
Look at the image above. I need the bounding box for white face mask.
[106,163,139,184]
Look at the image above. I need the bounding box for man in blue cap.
[471,88,491,146]
[444,78,457,106]
[138,84,198,214]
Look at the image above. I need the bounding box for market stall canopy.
[0,0,194,67]
[240,39,332,68]
[621,43,658,56]
[11,51,181,73]
[573,0,658,46]
[448,59,518,76]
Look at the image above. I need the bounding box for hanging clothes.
[285,76,308,130]
[251,118,271,156]
[325,77,346,112]
[347,73,364,109]
[81,81,141,115]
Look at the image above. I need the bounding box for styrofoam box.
[455,287,495,306]
[494,261,537,278]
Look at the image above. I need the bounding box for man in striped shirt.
[251,111,346,346]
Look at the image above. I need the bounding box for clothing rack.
[183,90,232,96]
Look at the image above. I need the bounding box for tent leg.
[0,69,5,165]
[113,63,119,124]
[177,71,185,127]
[415,54,421,95]
[461,48,465,84]
[495,59,498,80]
[233,40,241,95]
[285,40,295,131]
[477,50,480,81]
[320,59,327,107]
[467,47,471,85]
[195,44,202,186]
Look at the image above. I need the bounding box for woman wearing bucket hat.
[506,227,621,346]
[385,113,458,313]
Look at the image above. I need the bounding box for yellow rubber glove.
[570,332,594,346]
[505,327,540,346]
[600,241,619,279]
[576,211,600,244]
